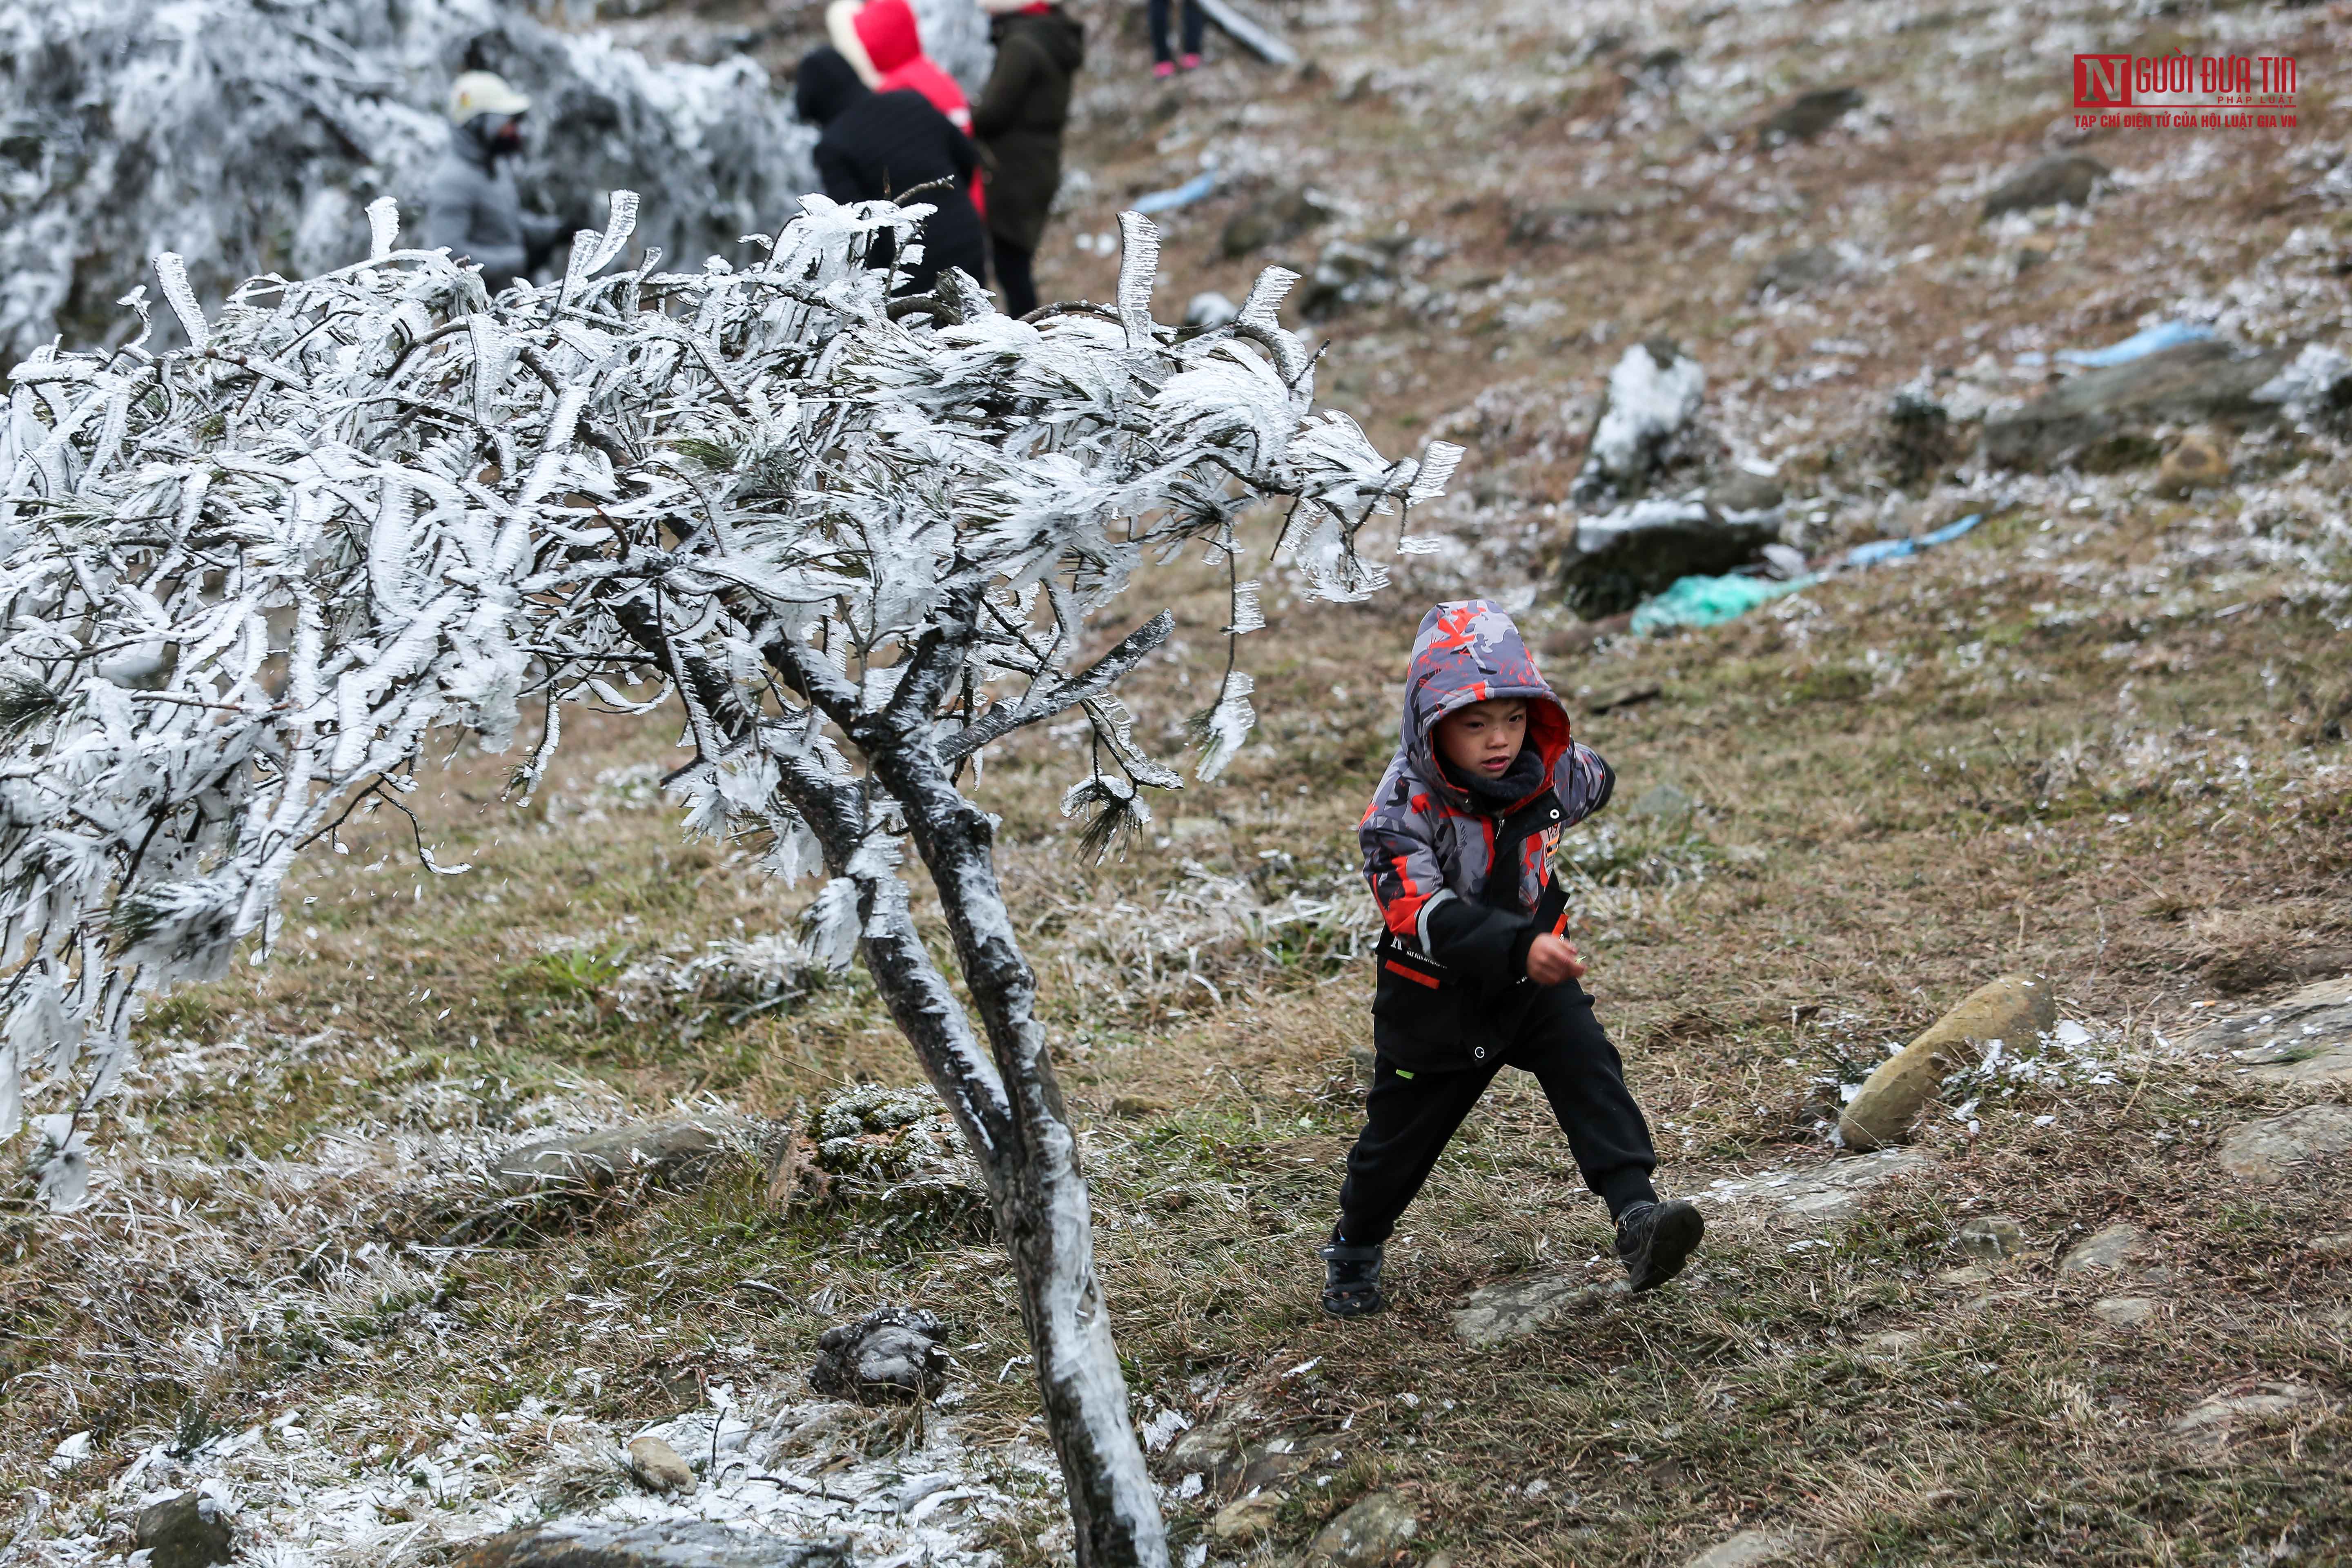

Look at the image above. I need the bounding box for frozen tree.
[0,192,1457,1564]
[0,0,817,368]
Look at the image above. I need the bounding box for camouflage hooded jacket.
[1358,601,1615,1062]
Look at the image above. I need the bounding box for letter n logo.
[2075,54,2132,107]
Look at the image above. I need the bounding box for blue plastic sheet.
[1630,513,1986,634]
[1629,573,1817,635]
[2052,320,2214,368]
[1131,171,1219,216]
[1838,511,1982,568]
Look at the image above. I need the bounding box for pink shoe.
[1153,59,1176,78]
[1179,52,1203,70]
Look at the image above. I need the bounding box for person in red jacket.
[829,0,984,218]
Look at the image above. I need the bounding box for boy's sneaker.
[1318,1232,1386,1318]
[1614,1199,1704,1293]
[1152,59,1176,78]
[1179,51,1203,70]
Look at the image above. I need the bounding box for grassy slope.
[8,0,2352,1562]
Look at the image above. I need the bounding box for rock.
[1305,1491,1418,1567]
[1750,244,1841,297]
[1982,154,2109,219]
[1882,390,1963,487]
[1220,187,1333,258]
[2094,1296,2158,1328]
[1557,496,1780,618]
[1700,1147,1934,1223]
[1839,975,2055,1151]
[2187,979,2352,1089]
[627,1435,696,1494]
[1957,1216,2025,1259]
[1209,1491,1284,1544]
[1585,682,1663,716]
[1864,1327,1927,1359]
[2308,1232,2352,1260]
[492,1118,739,1195]
[134,1492,234,1568]
[1686,1528,1806,1568]
[2156,432,2229,496]
[1109,1095,1167,1118]
[1981,339,2298,471]
[1184,291,1238,329]
[809,1085,989,1238]
[452,1520,853,1568]
[1569,339,1710,511]
[1506,189,1674,247]
[1759,87,1864,145]
[2172,1383,2321,1446]
[2060,1223,2153,1277]
[2214,1105,2352,1184]
[1933,1262,1995,1287]
[1707,472,1786,517]
[1627,782,1697,829]
[808,1306,949,1403]
[1298,238,1400,320]
[1452,1268,1628,1346]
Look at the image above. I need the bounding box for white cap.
[448,71,532,124]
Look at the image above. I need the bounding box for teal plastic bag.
[1630,573,1817,635]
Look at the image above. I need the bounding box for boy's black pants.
[1338,982,1658,1246]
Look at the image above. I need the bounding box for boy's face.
[1434,697,1528,781]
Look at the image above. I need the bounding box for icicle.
[1116,211,1162,352]
[152,254,209,351]
[1226,580,1264,636]
[365,196,400,261]
[1407,440,1464,503]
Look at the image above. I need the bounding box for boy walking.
[1322,600,1702,1317]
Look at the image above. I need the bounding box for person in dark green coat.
[971,0,1084,317]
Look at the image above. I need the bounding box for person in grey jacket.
[425,72,567,293]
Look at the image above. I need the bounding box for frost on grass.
[0,0,817,366]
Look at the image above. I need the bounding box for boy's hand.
[1526,933,1585,986]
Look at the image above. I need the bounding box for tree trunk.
[742,617,1169,1568]
[874,763,1169,1568]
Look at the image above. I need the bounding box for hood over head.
[989,4,1084,67]
[795,47,870,126]
[1398,599,1572,811]
[852,0,924,74]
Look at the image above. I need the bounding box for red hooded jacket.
[852,0,984,216]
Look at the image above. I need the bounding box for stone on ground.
[2094,1296,2158,1329]
[1982,153,2109,218]
[2172,1384,2321,1446]
[808,1084,989,1235]
[2157,432,2229,496]
[452,1520,852,1568]
[493,1118,742,1194]
[1700,1147,1933,1223]
[1567,338,1711,514]
[1957,1216,2025,1258]
[1305,1491,1418,1567]
[2187,979,2352,1089]
[627,1434,696,1494]
[2059,1222,2154,1277]
[1453,1269,1628,1346]
[1759,86,1864,144]
[1751,245,1841,297]
[807,1306,948,1403]
[1209,1490,1284,1544]
[1686,1528,1807,1567]
[134,1491,234,1568]
[2215,1105,2352,1183]
[1557,496,1779,618]
[1219,187,1332,258]
[1839,974,2054,1150]
[1980,339,2297,472]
